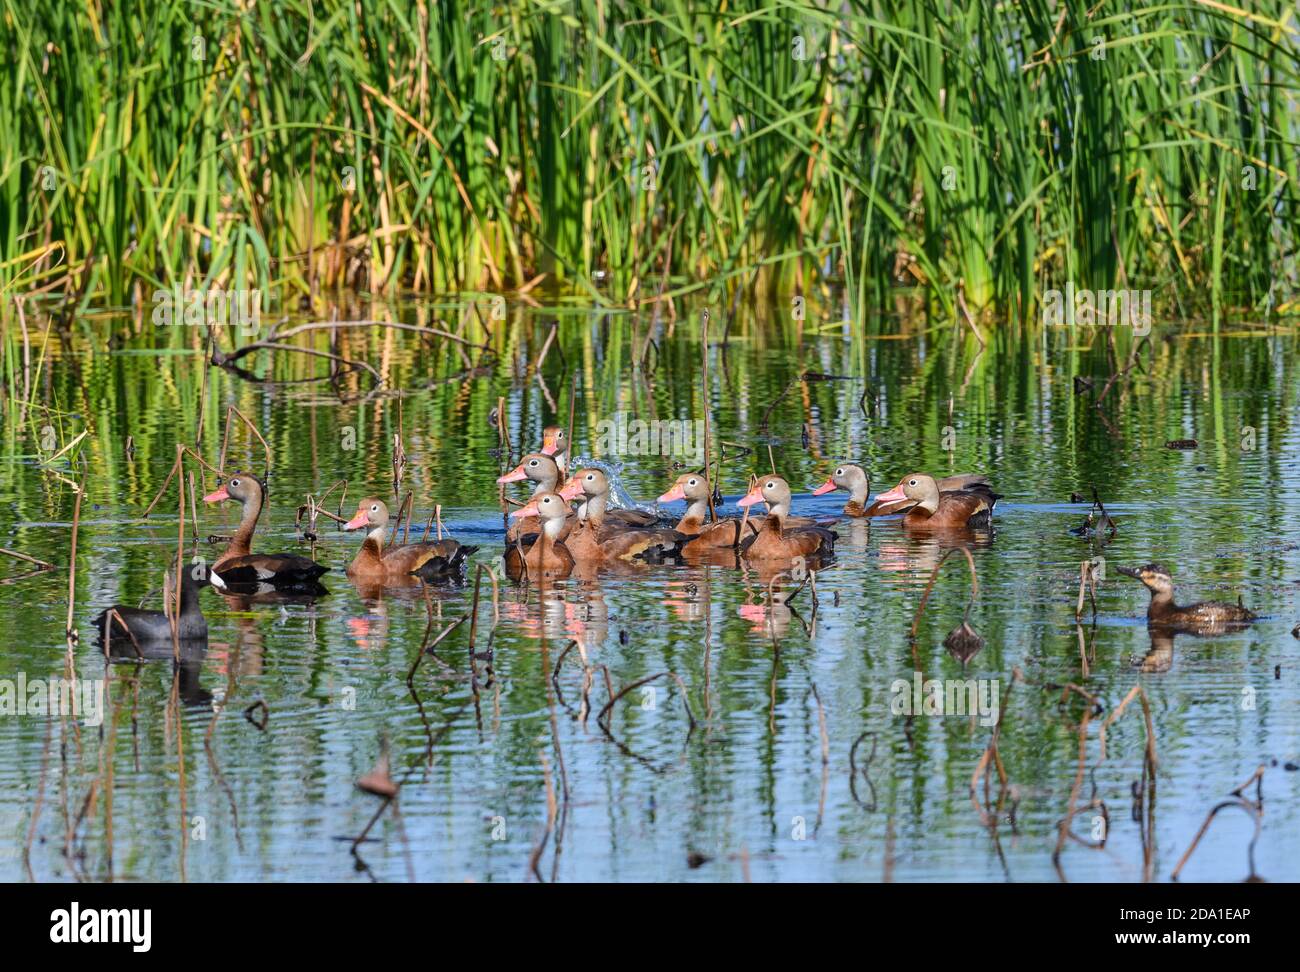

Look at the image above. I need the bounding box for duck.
[1117,563,1257,629]
[497,453,584,541]
[735,475,837,562]
[498,453,658,536]
[540,425,569,472]
[812,463,991,517]
[564,468,684,563]
[344,498,476,582]
[202,473,329,588]
[505,491,576,578]
[92,560,225,644]
[658,472,748,552]
[870,473,999,528]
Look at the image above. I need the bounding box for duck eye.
[585,473,594,480]
[370,504,378,513]
[908,479,917,486]
[231,478,240,487]
[688,479,697,486]
[766,481,775,489]
[528,459,539,466]
[835,468,843,476]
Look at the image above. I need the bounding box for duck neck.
[848,478,870,506]
[542,516,565,542]
[353,525,386,568]
[582,492,608,524]
[178,567,203,615]
[1147,587,1177,618]
[766,497,791,520]
[683,497,709,523]
[224,492,262,560]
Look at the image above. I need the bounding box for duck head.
[658,472,710,506]
[497,453,561,492]
[345,498,390,538]
[510,490,569,539]
[872,473,939,514]
[202,472,264,508]
[1116,563,1174,595]
[737,475,793,519]
[812,463,869,503]
[541,426,569,462]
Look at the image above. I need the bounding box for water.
[1,308,1298,882]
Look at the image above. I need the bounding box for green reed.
[2,0,1298,322]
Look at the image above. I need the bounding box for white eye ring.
[835,468,843,476]
[766,481,775,489]
[688,479,697,486]
[231,479,240,487]
[908,479,917,486]
[529,459,539,466]
[370,504,379,512]
[585,473,594,480]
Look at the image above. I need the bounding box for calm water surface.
[1,307,1298,881]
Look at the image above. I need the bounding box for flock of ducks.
[91,425,1258,650]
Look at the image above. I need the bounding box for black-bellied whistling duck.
[505,491,575,578]
[736,475,836,562]
[344,498,476,582]
[1116,564,1257,629]
[202,473,329,587]
[871,473,999,528]
[812,463,991,517]
[658,473,747,552]
[498,453,584,541]
[564,468,684,563]
[92,560,226,644]
[540,425,569,472]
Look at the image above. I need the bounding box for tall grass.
[1,0,1297,322]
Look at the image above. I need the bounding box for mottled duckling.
[1116,563,1257,628]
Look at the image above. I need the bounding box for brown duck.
[1117,564,1257,629]
[344,498,475,582]
[812,463,990,517]
[203,474,329,587]
[736,475,836,562]
[658,473,747,552]
[565,468,684,563]
[505,491,576,578]
[871,473,999,529]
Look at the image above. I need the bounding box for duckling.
[1116,563,1257,628]
[871,473,999,529]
